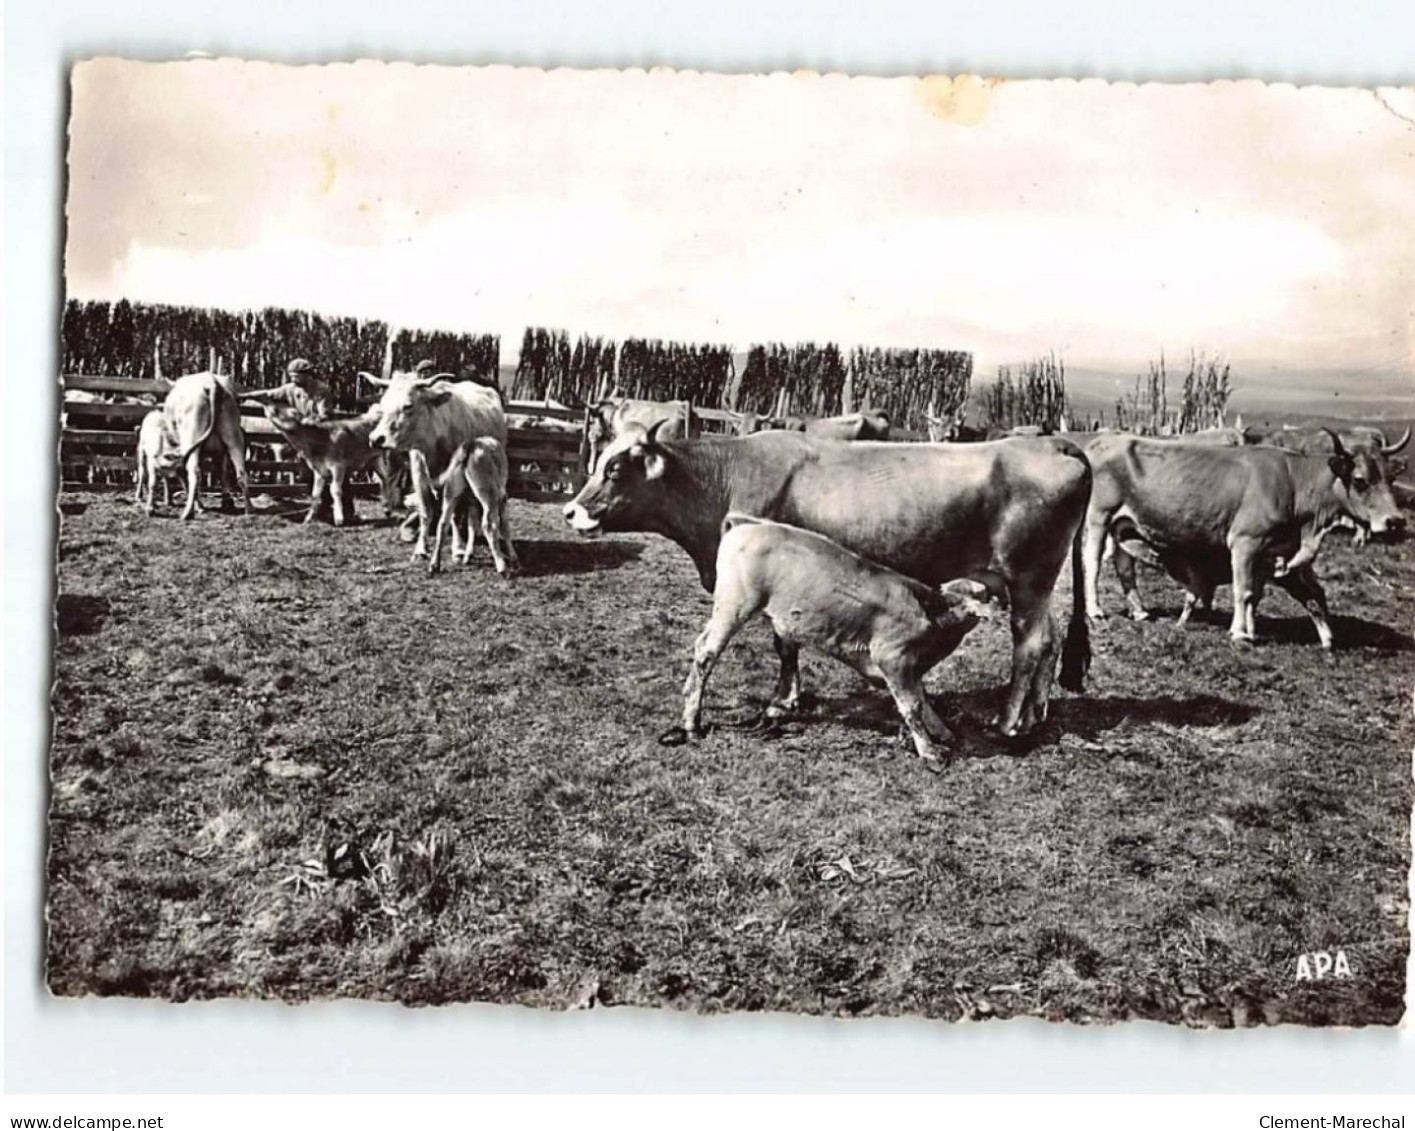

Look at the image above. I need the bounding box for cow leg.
[1227,539,1260,644]
[304,470,328,524]
[1021,614,1060,729]
[215,416,251,514]
[453,496,476,565]
[1111,544,1150,621]
[1081,512,1112,620]
[682,602,757,738]
[180,450,202,521]
[408,452,434,560]
[134,452,147,508]
[766,632,803,718]
[1176,590,1201,628]
[1275,564,1333,650]
[330,467,350,527]
[997,582,1057,737]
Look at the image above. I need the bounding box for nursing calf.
[425,436,518,576]
[681,515,997,762]
[134,410,182,514]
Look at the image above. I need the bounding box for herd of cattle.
[100,365,1411,763]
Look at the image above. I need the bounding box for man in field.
[240,358,335,421]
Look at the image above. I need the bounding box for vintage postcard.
[50,59,1413,1025]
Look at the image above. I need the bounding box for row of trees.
[60,300,499,412]
[1111,352,1234,435]
[979,353,1071,432]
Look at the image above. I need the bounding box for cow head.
[564,420,673,534]
[362,370,454,450]
[1324,428,1407,538]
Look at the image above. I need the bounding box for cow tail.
[174,383,219,464]
[1058,502,1092,694]
[1064,464,1092,693]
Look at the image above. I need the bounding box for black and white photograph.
[48,58,1414,1028]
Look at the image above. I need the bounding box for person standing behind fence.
[242,357,334,421]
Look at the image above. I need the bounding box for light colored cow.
[679,514,997,763]
[160,372,250,520]
[360,369,508,560]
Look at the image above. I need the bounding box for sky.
[65,59,1415,394]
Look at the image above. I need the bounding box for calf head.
[565,420,675,534]
[1325,428,1407,538]
[582,401,616,473]
[361,370,454,451]
[932,578,1002,628]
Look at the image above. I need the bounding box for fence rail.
[59,375,587,504]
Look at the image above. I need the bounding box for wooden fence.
[59,375,587,505]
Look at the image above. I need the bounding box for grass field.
[48,487,1414,1025]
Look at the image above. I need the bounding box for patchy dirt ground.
[48,487,1414,1025]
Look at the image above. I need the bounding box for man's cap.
[287,358,316,376]
[413,359,437,375]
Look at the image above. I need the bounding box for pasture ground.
[48,488,1414,1025]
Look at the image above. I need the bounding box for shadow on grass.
[1256,613,1413,652]
[512,538,645,577]
[55,593,111,637]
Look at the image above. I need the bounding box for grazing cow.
[426,436,518,576]
[361,368,509,560]
[565,427,1092,737]
[1081,431,1407,648]
[1242,424,1409,546]
[262,406,399,526]
[160,372,250,520]
[133,409,182,515]
[583,397,699,473]
[680,514,998,762]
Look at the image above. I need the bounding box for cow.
[159,371,250,520]
[582,397,699,474]
[262,405,400,527]
[360,368,509,560]
[565,427,1092,737]
[133,409,182,515]
[924,411,988,443]
[1080,430,1407,648]
[740,410,892,442]
[425,436,518,576]
[1242,424,1409,546]
[677,514,999,763]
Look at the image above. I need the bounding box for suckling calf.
[134,409,182,514]
[263,405,397,526]
[681,514,997,763]
[426,436,518,576]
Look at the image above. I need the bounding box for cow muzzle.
[563,501,601,534]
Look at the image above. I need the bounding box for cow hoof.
[1129,609,1151,623]
[302,514,317,525]
[658,725,699,746]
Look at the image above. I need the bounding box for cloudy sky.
[66,59,1414,392]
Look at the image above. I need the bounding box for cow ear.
[643,447,668,480]
[422,388,453,408]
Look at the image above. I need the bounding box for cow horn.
[1322,426,1348,457]
[644,420,668,447]
[359,370,391,388]
[1382,426,1411,455]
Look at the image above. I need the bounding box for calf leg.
[330,466,350,527]
[682,600,758,737]
[134,450,147,508]
[767,632,802,718]
[496,499,520,572]
[429,477,464,576]
[880,663,952,763]
[304,470,328,524]
[1274,564,1333,650]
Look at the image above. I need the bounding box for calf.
[134,409,182,515]
[680,514,998,762]
[263,405,397,526]
[427,436,518,576]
